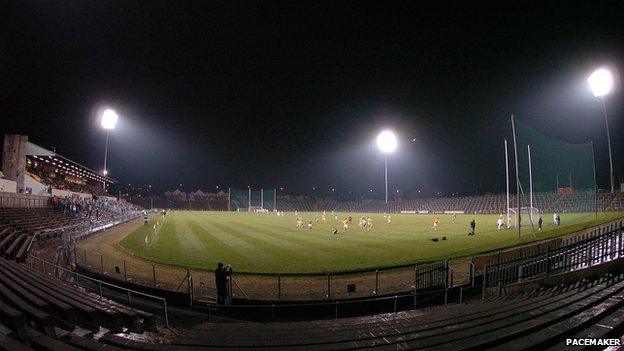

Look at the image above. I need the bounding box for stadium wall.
[0,179,16,193]
[0,191,48,208]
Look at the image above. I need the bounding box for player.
[307,220,313,230]
[431,217,440,230]
[341,218,349,230]
[334,213,338,221]
[538,216,543,231]
[452,214,457,224]
[366,216,373,231]
[322,211,327,223]
[358,216,366,228]
[497,217,504,230]
[553,212,557,225]
[469,218,476,235]
[296,216,304,229]
[386,214,392,224]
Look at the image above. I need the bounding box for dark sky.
[1,2,623,197]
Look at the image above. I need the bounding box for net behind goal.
[508,206,540,228]
[228,188,276,212]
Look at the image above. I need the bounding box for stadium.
[1,3,624,350]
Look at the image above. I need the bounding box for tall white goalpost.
[528,144,533,223]
[505,139,510,228]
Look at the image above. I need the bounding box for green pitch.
[118,211,622,274]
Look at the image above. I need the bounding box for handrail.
[217,288,448,309]
[26,233,38,253]
[484,226,623,287]
[28,255,169,327]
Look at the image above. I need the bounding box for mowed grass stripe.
[184,219,260,268]
[188,215,273,265]
[230,219,395,257]
[234,216,432,261]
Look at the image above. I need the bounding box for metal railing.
[66,212,141,242]
[207,285,467,322]
[484,225,624,288]
[27,255,169,327]
[77,250,455,302]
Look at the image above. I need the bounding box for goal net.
[228,188,276,212]
[508,206,540,228]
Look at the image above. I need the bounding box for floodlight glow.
[376,131,397,153]
[102,169,108,176]
[101,109,119,130]
[588,68,613,97]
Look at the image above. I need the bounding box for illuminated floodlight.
[588,68,613,97]
[101,109,119,130]
[376,131,397,153]
[103,169,108,176]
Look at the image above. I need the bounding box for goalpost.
[505,115,597,235]
[228,188,277,212]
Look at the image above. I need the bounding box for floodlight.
[101,109,119,130]
[376,131,397,153]
[588,68,613,97]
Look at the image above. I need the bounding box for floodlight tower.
[100,108,119,184]
[588,68,615,193]
[376,130,397,204]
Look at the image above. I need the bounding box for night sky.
[2,2,623,197]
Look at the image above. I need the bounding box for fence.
[484,224,624,287]
[76,251,454,303]
[66,212,142,243]
[27,255,170,327]
[207,287,468,322]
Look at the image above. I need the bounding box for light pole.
[588,68,615,193]
[376,130,397,204]
[100,108,119,187]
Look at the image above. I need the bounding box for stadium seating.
[275,189,620,216]
[0,205,139,264]
[0,255,157,350]
[38,272,619,350]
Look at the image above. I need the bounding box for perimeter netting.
[515,119,596,195]
[510,118,598,229]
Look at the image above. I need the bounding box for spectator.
[215,262,232,305]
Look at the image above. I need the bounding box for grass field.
[118,211,623,274]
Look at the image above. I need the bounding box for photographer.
[215,262,232,305]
